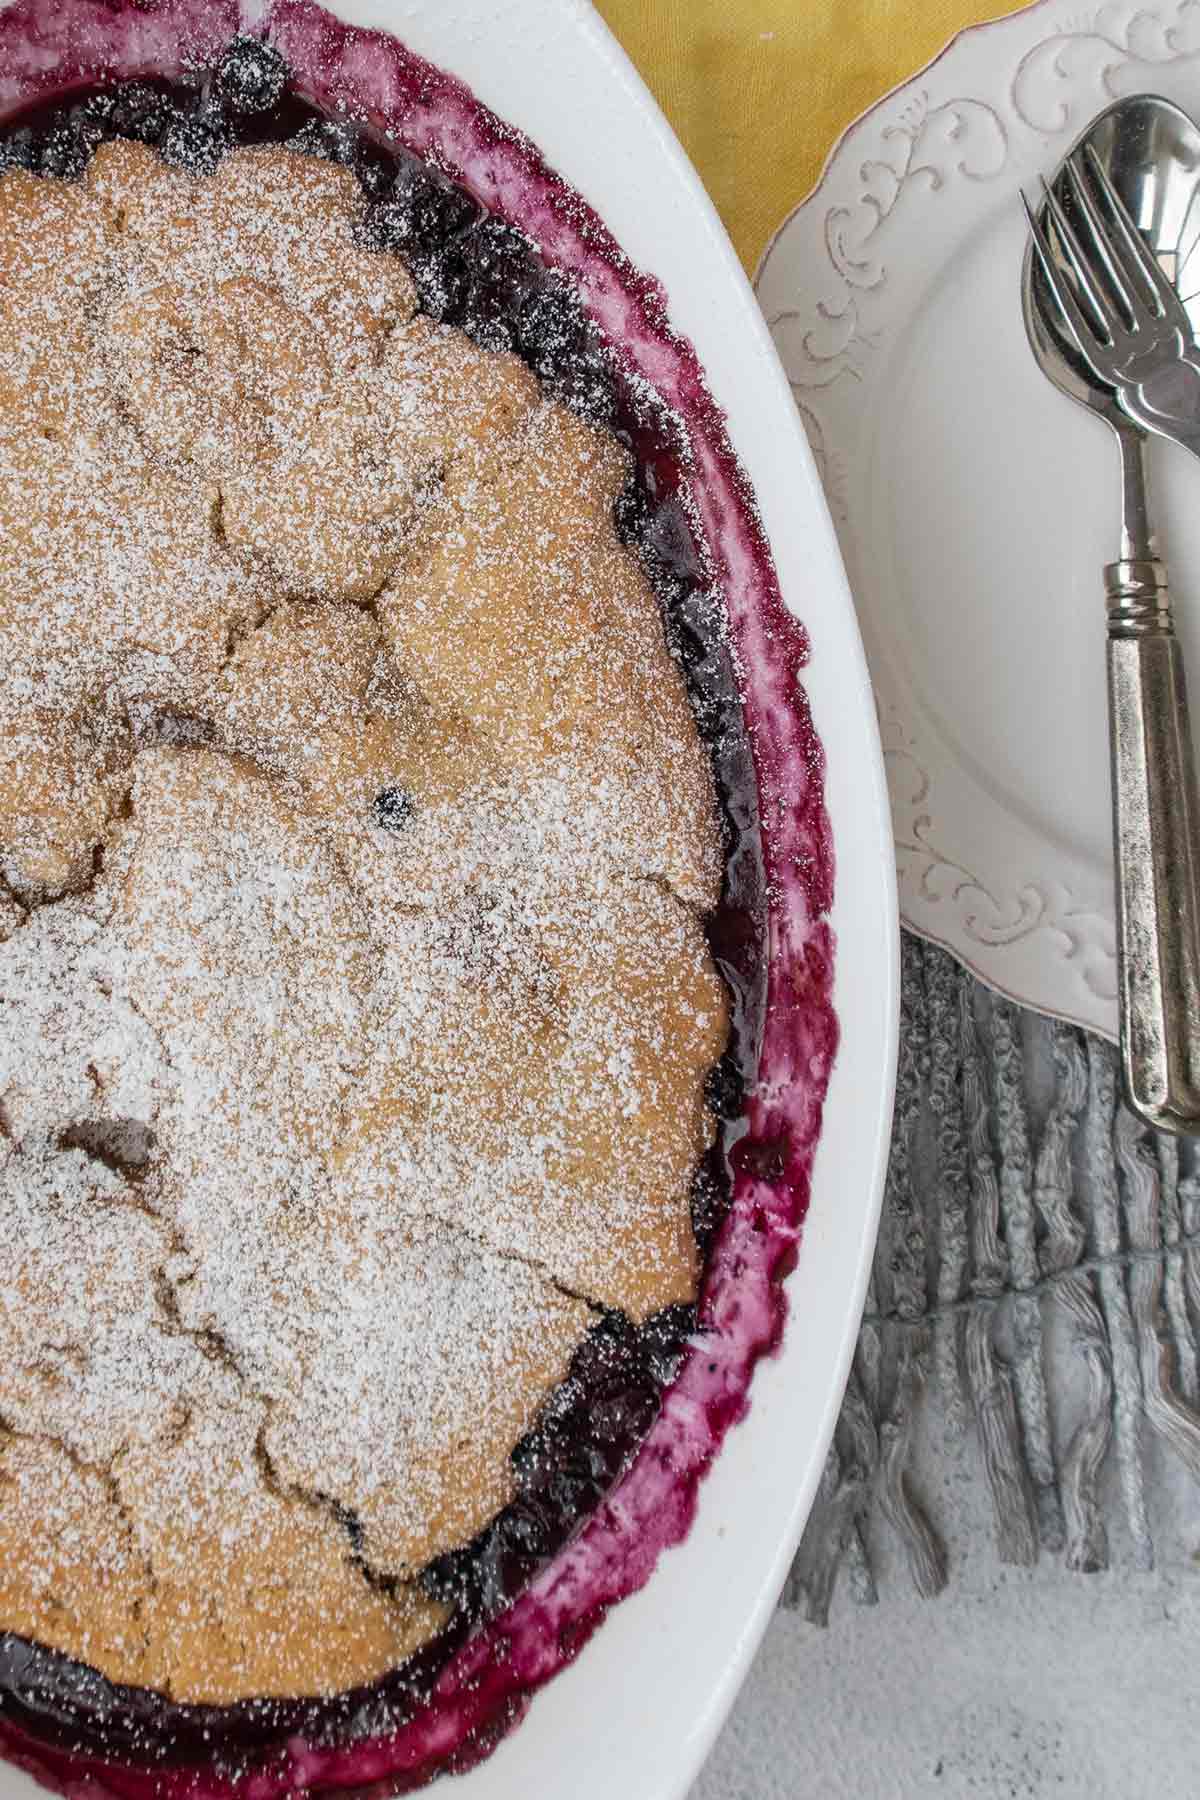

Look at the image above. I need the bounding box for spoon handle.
[1106,555,1200,1132]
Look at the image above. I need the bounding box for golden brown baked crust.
[0,139,727,1702]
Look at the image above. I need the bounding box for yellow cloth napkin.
[593,0,1026,273]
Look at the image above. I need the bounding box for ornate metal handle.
[1105,556,1200,1132]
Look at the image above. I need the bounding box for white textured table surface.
[690,1377,1200,1798]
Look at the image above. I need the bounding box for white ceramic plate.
[757,0,1200,1040]
[0,4,897,1796]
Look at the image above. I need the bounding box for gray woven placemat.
[784,932,1200,1619]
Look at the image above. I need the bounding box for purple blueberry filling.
[215,37,288,115]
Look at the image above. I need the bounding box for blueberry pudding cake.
[0,23,733,1742]
[0,13,837,1795]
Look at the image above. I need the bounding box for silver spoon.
[1022,93,1200,1135]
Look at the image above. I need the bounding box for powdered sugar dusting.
[0,54,727,1718]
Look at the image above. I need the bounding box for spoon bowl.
[1022,92,1200,437]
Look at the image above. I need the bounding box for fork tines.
[1023,145,1190,379]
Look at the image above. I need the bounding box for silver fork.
[1027,143,1200,452]
[1023,137,1200,1132]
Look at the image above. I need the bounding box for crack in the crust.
[218,605,273,671]
[0,1409,149,1579]
[28,1144,243,1393]
[210,486,229,551]
[547,1269,607,1315]
[438,1213,608,1318]
[636,866,713,922]
[233,1219,611,1602]
[49,1124,263,1410]
[151,1252,252,1388]
[1,846,107,917]
[253,1416,352,1537]
[139,1234,414,1630]
[3,1319,408,1673]
[121,987,174,1079]
[0,702,296,923]
[0,1404,166,1670]
[251,1411,288,1502]
[251,1411,432,1612]
[0,744,135,923]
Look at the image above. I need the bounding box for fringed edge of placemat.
[784,936,1200,1620]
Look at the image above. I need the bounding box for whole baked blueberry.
[456,219,537,346]
[110,81,172,146]
[39,123,91,181]
[0,128,37,173]
[613,480,654,547]
[374,787,416,832]
[160,108,229,176]
[704,1050,745,1119]
[410,245,470,323]
[215,37,289,115]
[287,115,359,165]
[516,285,588,378]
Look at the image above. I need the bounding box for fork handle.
[1106,557,1200,1132]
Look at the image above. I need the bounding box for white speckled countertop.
[691,1370,1200,1798]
